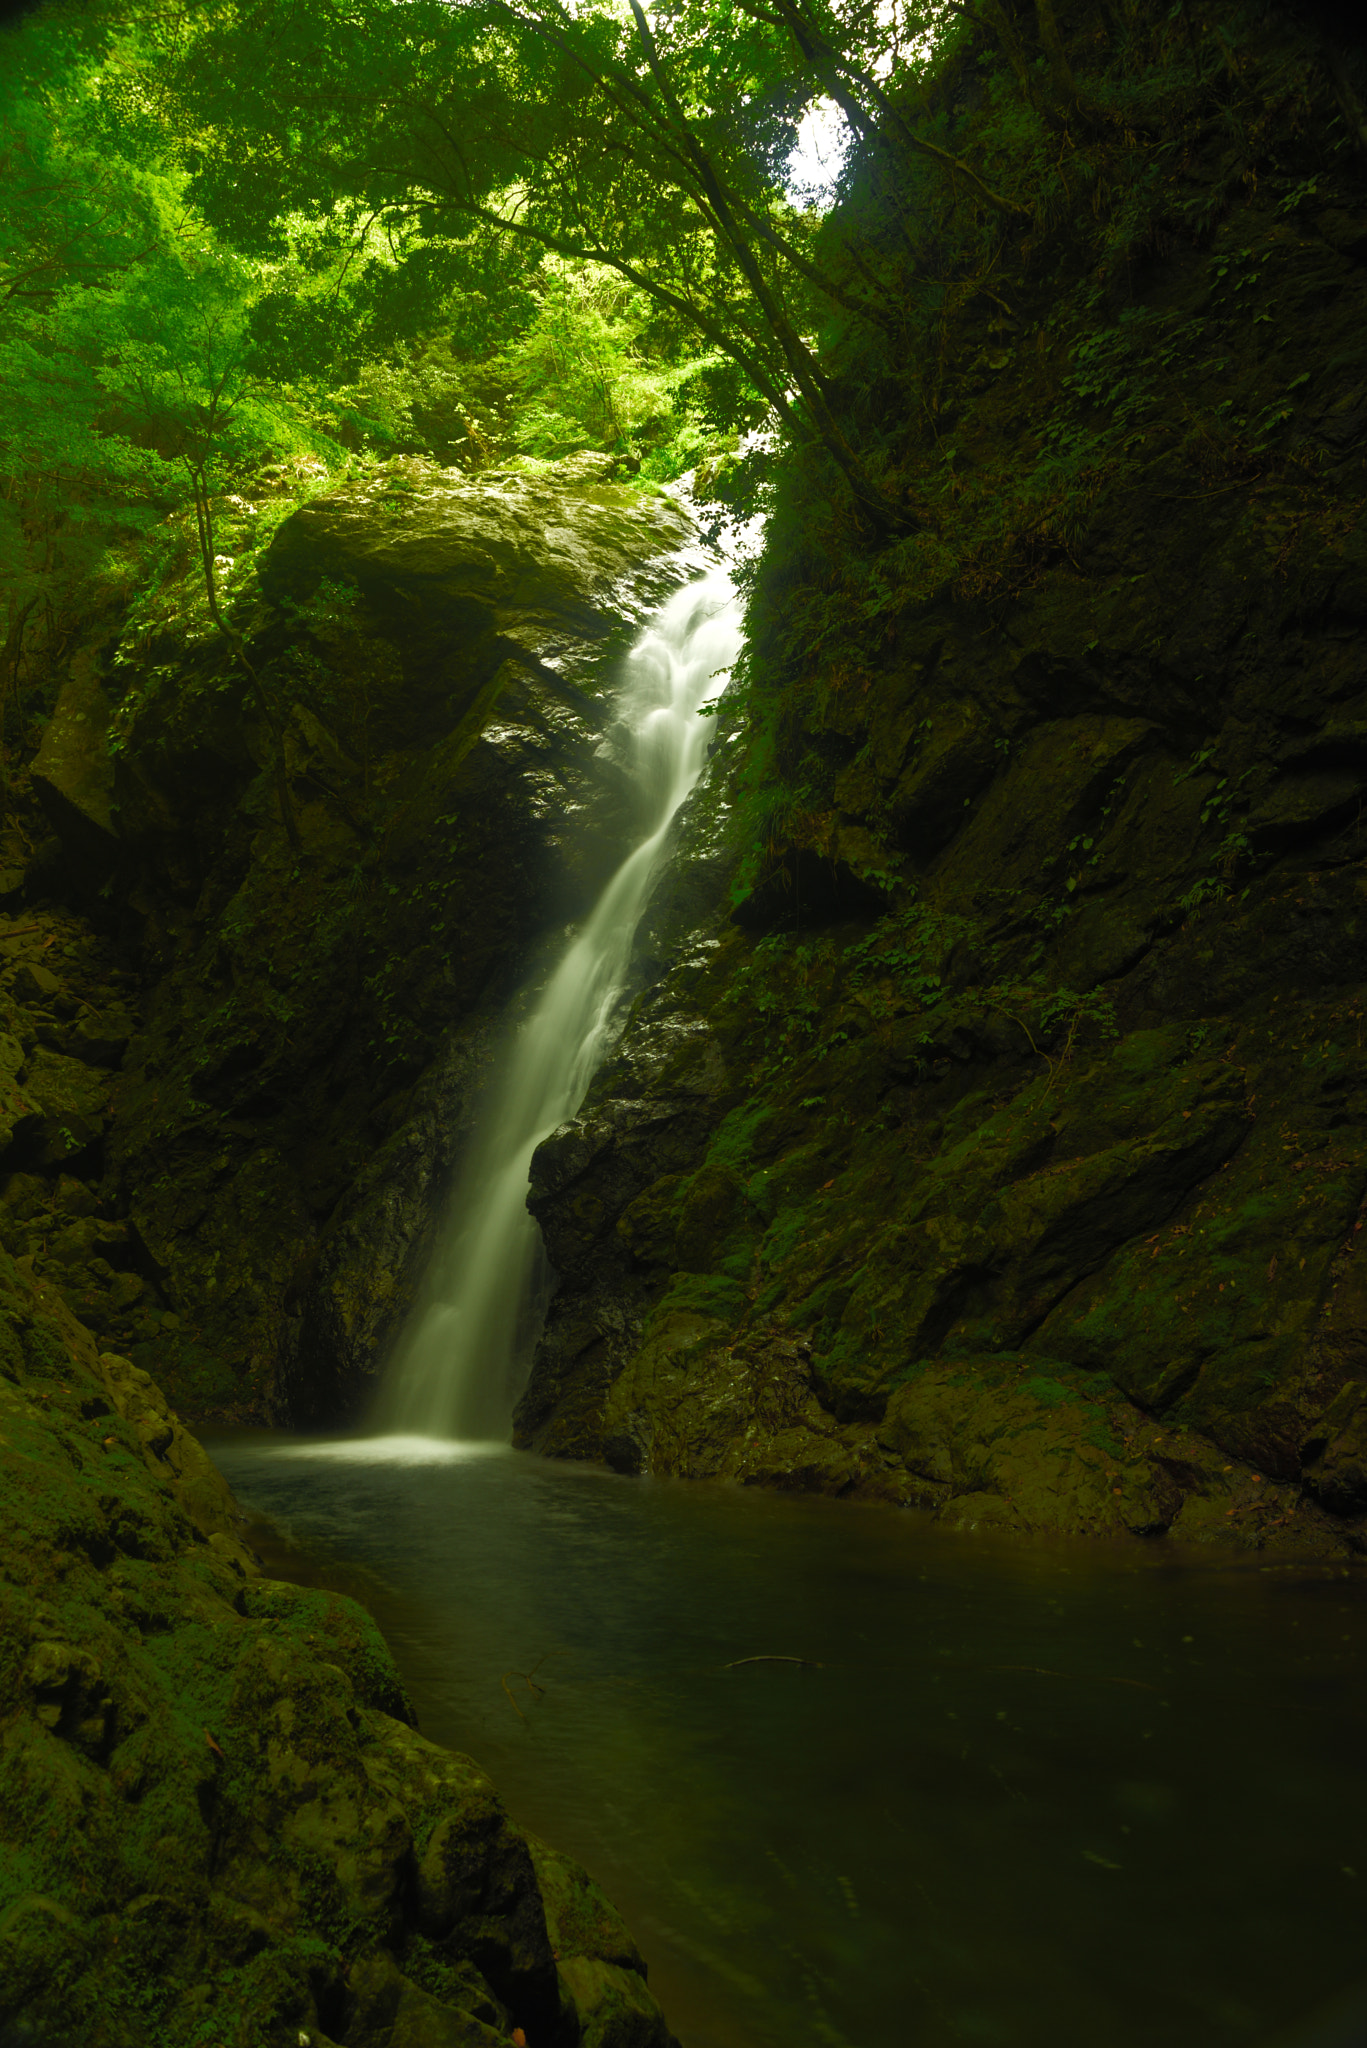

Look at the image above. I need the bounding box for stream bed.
[207,1432,1367,2048]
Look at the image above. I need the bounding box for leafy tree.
[91,246,347,842]
[0,10,352,831]
[0,9,169,706]
[4,0,755,844]
[147,0,974,526]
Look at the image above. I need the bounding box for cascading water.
[374,566,742,1443]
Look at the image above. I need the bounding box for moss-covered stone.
[0,1246,678,2048]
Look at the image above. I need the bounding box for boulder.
[11,960,63,1007]
[30,649,119,898]
[260,454,696,675]
[20,1047,111,1168]
[0,1031,40,1158]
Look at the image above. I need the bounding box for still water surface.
[208,1434,1367,2048]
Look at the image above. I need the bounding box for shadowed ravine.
[7,6,1367,2045]
[205,574,1367,2048]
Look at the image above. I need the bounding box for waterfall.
[374,567,742,1443]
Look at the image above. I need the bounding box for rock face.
[511,179,1367,1555]
[27,453,697,1427]
[0,1250,678,2048]
[30,648,120,905]
[262,455,696,689]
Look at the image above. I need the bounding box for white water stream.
[373,568,742,1443]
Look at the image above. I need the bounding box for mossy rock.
[0,1254,678,2048]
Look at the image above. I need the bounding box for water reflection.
[208,1432,1367,2048]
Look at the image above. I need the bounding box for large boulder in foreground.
[0,1250,678,2048]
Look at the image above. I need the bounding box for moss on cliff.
[513,3,1367,1552]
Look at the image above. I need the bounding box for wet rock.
[95,453,704,1425]
[554,1957,677,2048]
[0,1033,41,1155]
[259,454,696,694]
[275,1034,488,1425]
[20,1047,111,1168]
[11,960,63,1006]
[530,1841,676,2048]
[1303,1382,1367,1513]
[63,1008,133,1068]
[0,1246,679,2048]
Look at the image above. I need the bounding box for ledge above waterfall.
[260,450,700,669]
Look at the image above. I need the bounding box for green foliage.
[1036,985,1120,1045]
[304,263,726,479]
[0,12,358,742]
[1,0,755,743]
[844,899,977,1011]
[129,0,1066,527]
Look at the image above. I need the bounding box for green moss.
[656,1272,747,1322]
[0,1274,681,2047]
[703,1100,775,1178]
[130,1337,244,1417]
[758,1206,809,1269]
[1022,1374,1079,1411]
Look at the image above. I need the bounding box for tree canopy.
[5,0,1359,712]
[1,0,788,720]
[148,0,875,515]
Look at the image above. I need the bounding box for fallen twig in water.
[499,1673,528,1721]
[722,1654,823,1670]
[993,1663,1158,1691]
[500,1648,571,1718]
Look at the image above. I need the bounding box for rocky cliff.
[512,134,1367,1553]
[9,109,1367,1566]
[5,452,696,1430]
[13,6,1366,2042]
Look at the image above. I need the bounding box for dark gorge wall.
[27,5,1367,2039]
[7,15,1367,1564]
[513,133,1367,1552]
[3,455,695,1429]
